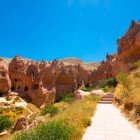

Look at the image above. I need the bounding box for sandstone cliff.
[0,56,98,107]
[0,20,140,107]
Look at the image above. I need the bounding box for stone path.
[83,104,140,140]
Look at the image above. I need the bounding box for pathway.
[83,96,140,140]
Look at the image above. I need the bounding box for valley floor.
[83,104,140,140]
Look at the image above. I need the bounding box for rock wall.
[93,20,140,81]
[0,20,140,107]
[0,55,95,107]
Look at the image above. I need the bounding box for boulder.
[12,117,27,133]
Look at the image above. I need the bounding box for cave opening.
[11,85,15,91]
[0,92,4,97]
[55,73,74,100]
[24,86,28,91]
[14,78,17,82]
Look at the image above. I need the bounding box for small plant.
[0,115,13,132]
[124,100,134,111]
[6,96,11,101]
[134,60,140,69]
[134,72,140,78]
[3,102,9,106]
[60,92,74,103]
[15,107,24,115]
[117,72,132,99]
[103,85,110,92]
[98,78,118,90]
[41,105,59,117]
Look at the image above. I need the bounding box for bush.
[13,120,76,140]
[124,100,134,111]
[60,92,74,103]
[117,72,132,99]
[82,84,94,92]
[135,105,140,116]
[98,78,118,89]
[0,115,13,132]
[134,60,140,69]
[103,86,110,92]
[41,105,59,117]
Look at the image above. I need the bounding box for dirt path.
[83,104,140,140]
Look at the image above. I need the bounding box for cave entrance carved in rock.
[55,73,74,100]
[11,85,15,91]
[0,91,4,97]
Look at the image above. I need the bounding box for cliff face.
[93,20,140,81]
[0,20,139,107]
[117,20,140,55]
[0,56,98,107]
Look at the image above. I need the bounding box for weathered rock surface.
[12,117,28,133]
[0,56,98,107]
[0,20,140,107]
[93,20,140,82]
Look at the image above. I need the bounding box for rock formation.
[93,20,140,81]
[0,56,98,107]
[0,20,140,107]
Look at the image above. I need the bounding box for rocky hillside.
[60,58,100,70]
[0,20,140,107]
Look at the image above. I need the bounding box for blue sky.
[0,0,139,62]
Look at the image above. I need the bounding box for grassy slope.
[11,95,100,140]
[114,67,140,127]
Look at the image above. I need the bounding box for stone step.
[103,95,114,98]
[102,98,114,101]
[98,101,113,104]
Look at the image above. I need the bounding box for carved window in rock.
[11,85,15,91]
[14,78,17,82]
[24,86,28,91]
[1,72,5,77]
[33,84,38,90]
[0,92,4,97]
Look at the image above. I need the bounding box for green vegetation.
[12,95,100,140]
[0,115,13,133]
[134,60,140,69]
[60,92,74,103]
[13,120,75,140]
[97,78,117,92]
[82,84,94,92]
[117,72,132,99]
[41,105,59,117]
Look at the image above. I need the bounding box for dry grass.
[26,103,40,113]
[114,66,140,127]
[11,95,100,140]
[54,95,100,138]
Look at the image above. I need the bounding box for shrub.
[103,85,110,92]
[82,84,94,92]
[60,92,74,103]
[13,120,76,140]
[98,78,118,89]
[41,105,59,117]
[134,60,140,69]
[0,115,13,132]
[124,100,134,111]
[134,72,140,78]
[135,105,140,116]
[114,97,122,105]
[117,72,132,99]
